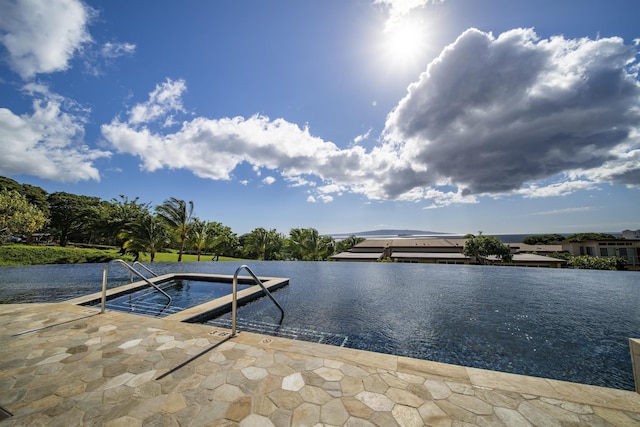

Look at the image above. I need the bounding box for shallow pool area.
[89,278,252,317]
[1,261,638,391]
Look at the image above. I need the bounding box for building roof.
[484,253,566,263]
[329,251,382,261]
[354,238,467,249]
[391,252,469,260]
[508,243,563,253]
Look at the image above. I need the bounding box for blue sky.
[1,0,639,236]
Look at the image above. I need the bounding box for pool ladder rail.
[232,265,285,336]
[100,259,171,313]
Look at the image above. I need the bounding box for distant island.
[328,229,451,238]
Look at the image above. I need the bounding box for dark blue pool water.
[0,261,638,390]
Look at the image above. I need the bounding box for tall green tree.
[522,234,566,245]
[0,190,47,243]
[0,176,48,214]
[463,232,513,264]
[208,222,239,260]
[187,218,215,261]
[118,213,169,262]
[155,197,194,261]
[287,227,335,261]
[566,232,618,242]
[95,196,151,246]
[47,192,101,246]
[243,228,284,260]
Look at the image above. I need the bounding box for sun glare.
[381,17,428,69]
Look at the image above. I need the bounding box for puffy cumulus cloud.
[102,81,373,201]
[0,0,93,79]
[383,28,640,198]
[262,176,276,185]
[0,87,109,181]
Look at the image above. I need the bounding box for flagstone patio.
[1,303,639,426]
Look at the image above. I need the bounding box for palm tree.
[187,219,215,261]
[118,213,169,262]
[155,197,194,262]
[243,228,284,260]
[288,228,335,261]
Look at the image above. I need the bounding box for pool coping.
[65,272,290,323]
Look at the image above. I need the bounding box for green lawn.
[0,244,245,266]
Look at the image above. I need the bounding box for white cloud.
[101,42,136,59]
[383,28,640,198]
[516,180,598,198]
[127,78,187,126]
[532,207,594,216]
[262,176,276,185]
[422,188,478,209]
[0,0,93,79]
[0,87,109,181]
[374,0,441,30]
[318,195,334,203]
[353,128,372,145]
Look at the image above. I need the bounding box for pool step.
[203,317,349,347]
[102,299,186,317]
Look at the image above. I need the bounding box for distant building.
[561,239,640,268]
[622,229,640,239]
[331,238,566,268]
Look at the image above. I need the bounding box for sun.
[380,17,428,69]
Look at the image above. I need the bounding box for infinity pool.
[0,261,638,390]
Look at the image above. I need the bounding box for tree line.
[0,176,363,261]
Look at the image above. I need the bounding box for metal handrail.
[101,259,172,313]
[231,265,284,336]
[132,261,158,279]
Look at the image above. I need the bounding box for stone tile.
[355,390,395,411]
[299,385,333,405]
[240,413,276,427]
[321,398,350,425]
[225,396,252,421]
[392,404,424,427]
[418,401,452,427]
[291,402,321,425]
[267,389,304,411]
[386,387,425,408]
[282,372,305,391]
[213,383,245,402]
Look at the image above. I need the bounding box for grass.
[141,251,243,263]
[0,245,120,266]
[0,244,245,266]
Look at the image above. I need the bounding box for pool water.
[94,279,251,317]
[0,261,638,390]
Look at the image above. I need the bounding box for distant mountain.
[329,229,451,238]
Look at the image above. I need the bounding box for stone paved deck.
[1,303,639,426]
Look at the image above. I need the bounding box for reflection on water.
[0,261,638,390]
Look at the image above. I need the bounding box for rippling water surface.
[1,261,638,390]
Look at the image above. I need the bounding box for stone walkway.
[0,303,639,426]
